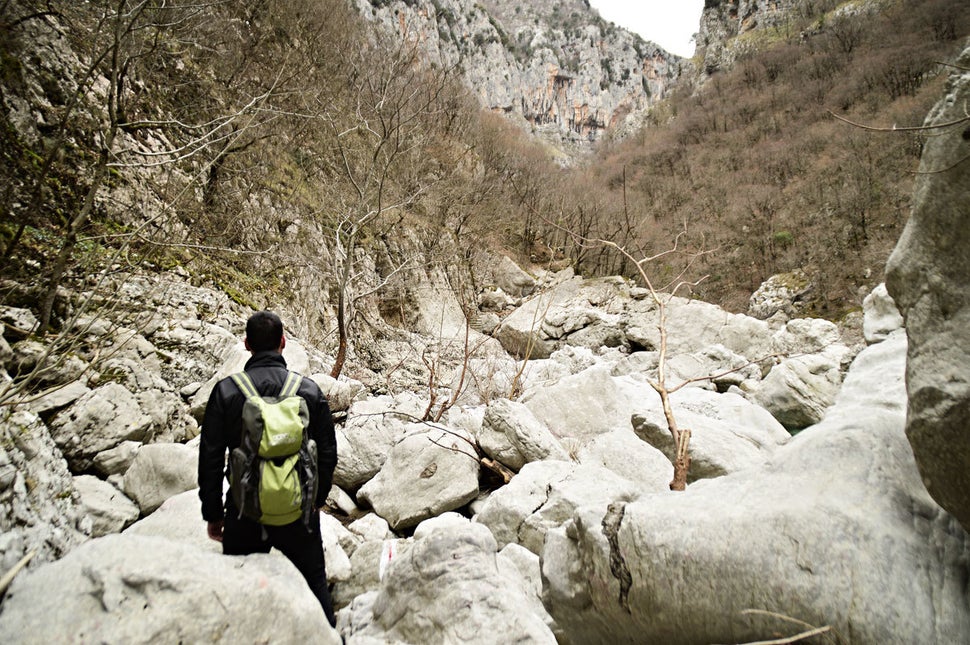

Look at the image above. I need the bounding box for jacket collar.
[244,351,288,370]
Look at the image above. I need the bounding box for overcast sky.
[587,0,705,58]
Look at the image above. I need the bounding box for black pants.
[223,502,336,627]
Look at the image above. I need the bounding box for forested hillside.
[547,0,970,315]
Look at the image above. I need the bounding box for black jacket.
[198,351,338,522]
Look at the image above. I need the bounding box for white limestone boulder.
[49,383,153,471]
[770,317,845,356]
[123,488,217,553]
[121,442,198,515]
[357,429,480,531]
[309,373,366,413]
[493,255,537,298]
[753,352,844,431]
[576,430,673,492]
[341,523,555,644]
[862,283,904,344]
[631,387,791,480]
[493,277,582,359]
[523,363,645,443]
[333,538,411,610]
[542,332,970,644]
[625,295,774,360]
[885,49,970,534]
[0,534,340,644]
[478,398,568,470]
[475,460,642,555]
[25,380,90,417]
[92,440,141,477]
[72,475,139,537]
[333,394,426,490]
[498,542,559,636]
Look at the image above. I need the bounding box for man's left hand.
[207,520,224,542]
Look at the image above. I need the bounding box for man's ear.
[279,334,286,352]
[244,338,252,352]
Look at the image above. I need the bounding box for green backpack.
[228,371,318,526]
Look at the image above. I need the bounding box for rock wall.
[886,45,970,534]
[354,0,683,150]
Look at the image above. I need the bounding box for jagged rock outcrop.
[0,408,88,576]
[886,46,970,535]
[355,0,682,148]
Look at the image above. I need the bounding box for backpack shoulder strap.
[230,370,302,399]
[280,371,303,398]
[230,371,260,400]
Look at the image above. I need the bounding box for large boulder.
[121,443,198,515]
[49,383,153,471]
[576,430,673,492]
[340,523,556,644]
[862,283,904,344]
[475,460,642,555]
[523,363,644,443]
[333,394,427,490]
[92,440,141,477]
[625,295,774,360]
[885,47,970,534]
[751,353,844,431]
[24,380,90,417]
[123,488,217,552]
[73,475,139,537]
[747,270,812,320]
[309,373,366,413]
[0,534,340,644]
[493,277,582,359]
[493,255,537,298]
[357,429,480,531]
[632,387,790,480]
[478,398,568,470]
[542,332,970,644]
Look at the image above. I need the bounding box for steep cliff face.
[355,0,683,149]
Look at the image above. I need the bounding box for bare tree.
[296,21,461,379]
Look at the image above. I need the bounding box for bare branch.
[828,109,970,132]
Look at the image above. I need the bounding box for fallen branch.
[828,107,970,132]
[375,411,516,484]
[723,609,836,645]
[0,550,36,597]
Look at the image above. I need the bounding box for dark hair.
[246,310,284,352]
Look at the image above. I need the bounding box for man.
[198,310,338,627]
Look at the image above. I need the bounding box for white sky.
[588,0,705,58]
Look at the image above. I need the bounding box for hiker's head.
[245,310,285,353]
